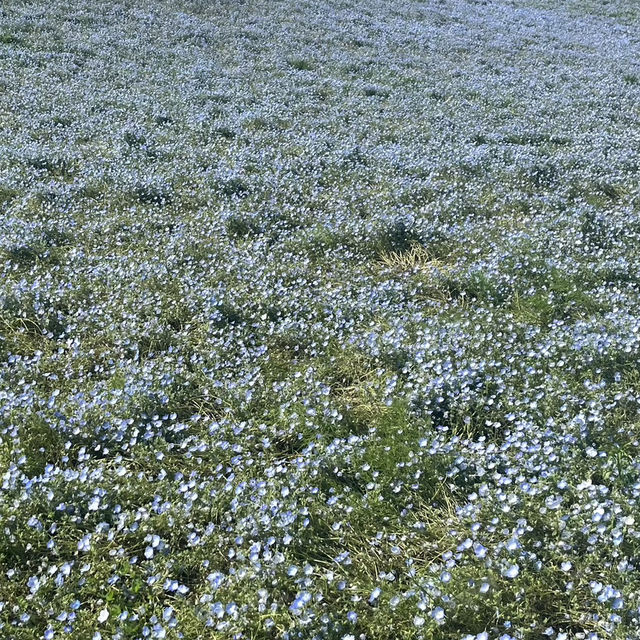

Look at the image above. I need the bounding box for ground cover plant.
[1,0,640,638]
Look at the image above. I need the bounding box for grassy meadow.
[1,0,640,638]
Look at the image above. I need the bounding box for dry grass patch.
[377,244,454,274]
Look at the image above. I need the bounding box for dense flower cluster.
[1,0,640,638]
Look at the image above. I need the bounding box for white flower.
[431,606,445,622]
[503,565,520,579]
[77,534,91,552]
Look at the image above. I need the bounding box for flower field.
[1,0,640,638]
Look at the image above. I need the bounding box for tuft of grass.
[0,32,23,45]
[0,185,19,207]
[218,176,250,198]
[133,182,173,205]
[287,57,315,71]
[212,125,236,139]
[123,130,146,146]
[225,213,261,239]
[363,84,390,97]
[26,155,76,178]
[377,244,450,274]
[371,217,422,256]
